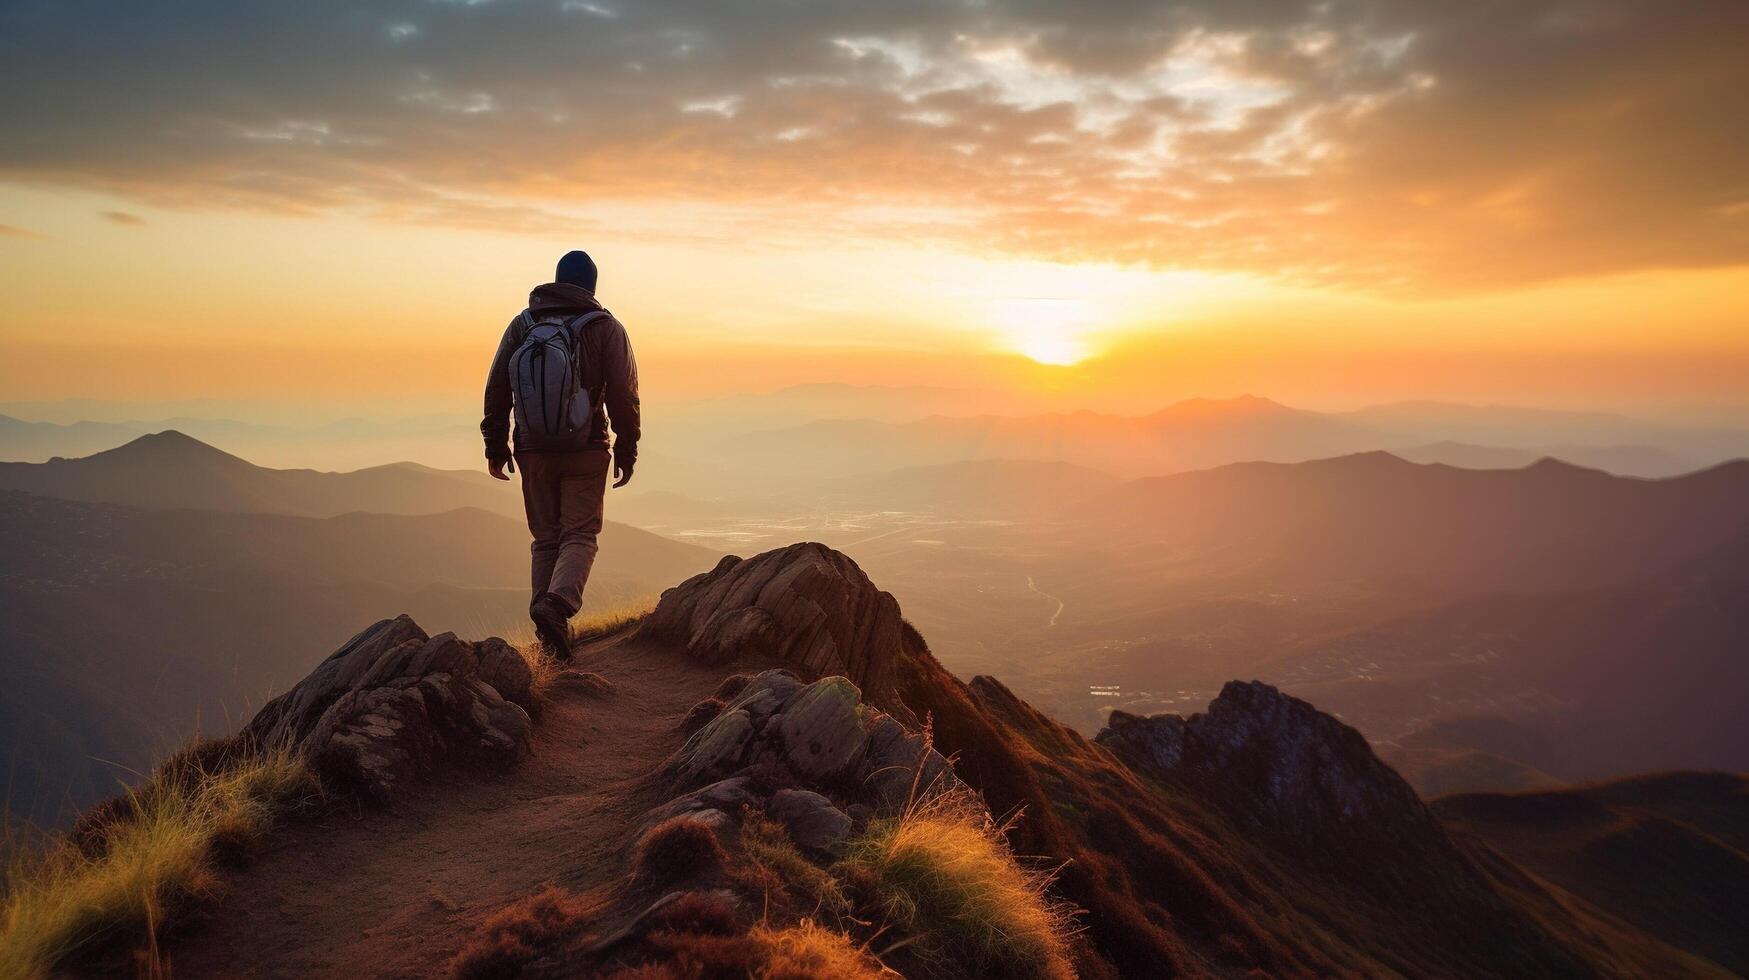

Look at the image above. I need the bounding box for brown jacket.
[481,282,640,463]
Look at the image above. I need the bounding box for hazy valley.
[4,391,1746,829]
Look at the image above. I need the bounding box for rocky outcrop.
[648,669,955,834]
[244,615,535,801]
[1097,680,1444,852]
[639,543,907,716]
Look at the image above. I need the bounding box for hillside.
[0,430,526,519]
[0,491,718,827]
[1436,773,1749,975]
[1084,452,1749,594]
[26,543,1743,978]
[1268,531,1749,780]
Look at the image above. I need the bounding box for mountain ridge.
[36,542,1746,977]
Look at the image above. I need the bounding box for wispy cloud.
[0,1,1744,291]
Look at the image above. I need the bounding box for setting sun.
[993,296,1097,365]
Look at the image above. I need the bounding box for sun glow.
[993,296,1096,365]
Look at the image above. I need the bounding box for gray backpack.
[508,309,613,449]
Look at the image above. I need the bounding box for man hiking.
[482,250,640,659]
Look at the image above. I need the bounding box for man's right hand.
[489,457,515,481]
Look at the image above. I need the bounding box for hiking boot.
[530,593,575,661]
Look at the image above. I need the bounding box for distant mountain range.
[6,426,1747,824]
[0,430,524,519]
[8,393,1746,484]
[815,451,1749,795]
[1083,451,1749,594]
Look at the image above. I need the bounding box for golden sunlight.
[992,296,1096,365]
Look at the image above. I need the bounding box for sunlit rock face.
[639,541,907,716]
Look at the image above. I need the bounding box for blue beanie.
[556,250,598,291]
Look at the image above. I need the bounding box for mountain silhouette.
[0,430,527,519]
[1086,451,1749,594]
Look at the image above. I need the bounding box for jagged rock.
[771,676,867,782]
[639,543,907,715]
[242,615,534,801]
[726,669,805,725]
[1096,680,1442,849]
[769,789,852,857]
[660,673,952,830]
[860,713,957,809]
[670,709,756,785]
[1100,711,1187,771]
[640,776,763,835]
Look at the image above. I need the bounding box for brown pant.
[516,448,610,613]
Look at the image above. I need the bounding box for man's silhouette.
[482,250,640,658]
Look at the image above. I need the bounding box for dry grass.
[751,919,889,979]
[513,598,655,701]
[572,598,656,644]
[449,885,597,980]
[0,748,314,980]
[738,813,850,919]
[842,791,1077,980]
[633,817,728,887]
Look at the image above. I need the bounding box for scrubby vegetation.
[449,885,597,980]
[573,598,656,644]
[842,792,1076,980]
[736,813,849,919]
[450,786,1077,979]
[633,816,728,886]
[0,745,314,979]
[749,919,888,979]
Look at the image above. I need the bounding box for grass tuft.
[751,919,888,979]
[449,885,596,980]
[738,812,850,919]
[0,746,314,979]
[841,790,1077,980]
[633,817,727,886]
[571,598,656,645]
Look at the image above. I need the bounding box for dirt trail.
[158,629,732,979]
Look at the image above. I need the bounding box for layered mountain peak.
[96,429,246,466]
[1098,681,1441,853]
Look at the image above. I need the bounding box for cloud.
[100,210,146,226]
[0,223,45,238]
[0,0,1744,291]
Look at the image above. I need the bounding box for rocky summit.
[639,541,909,717]
[1096,680,1443,851]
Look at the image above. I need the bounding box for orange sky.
[1,2,1746,418]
